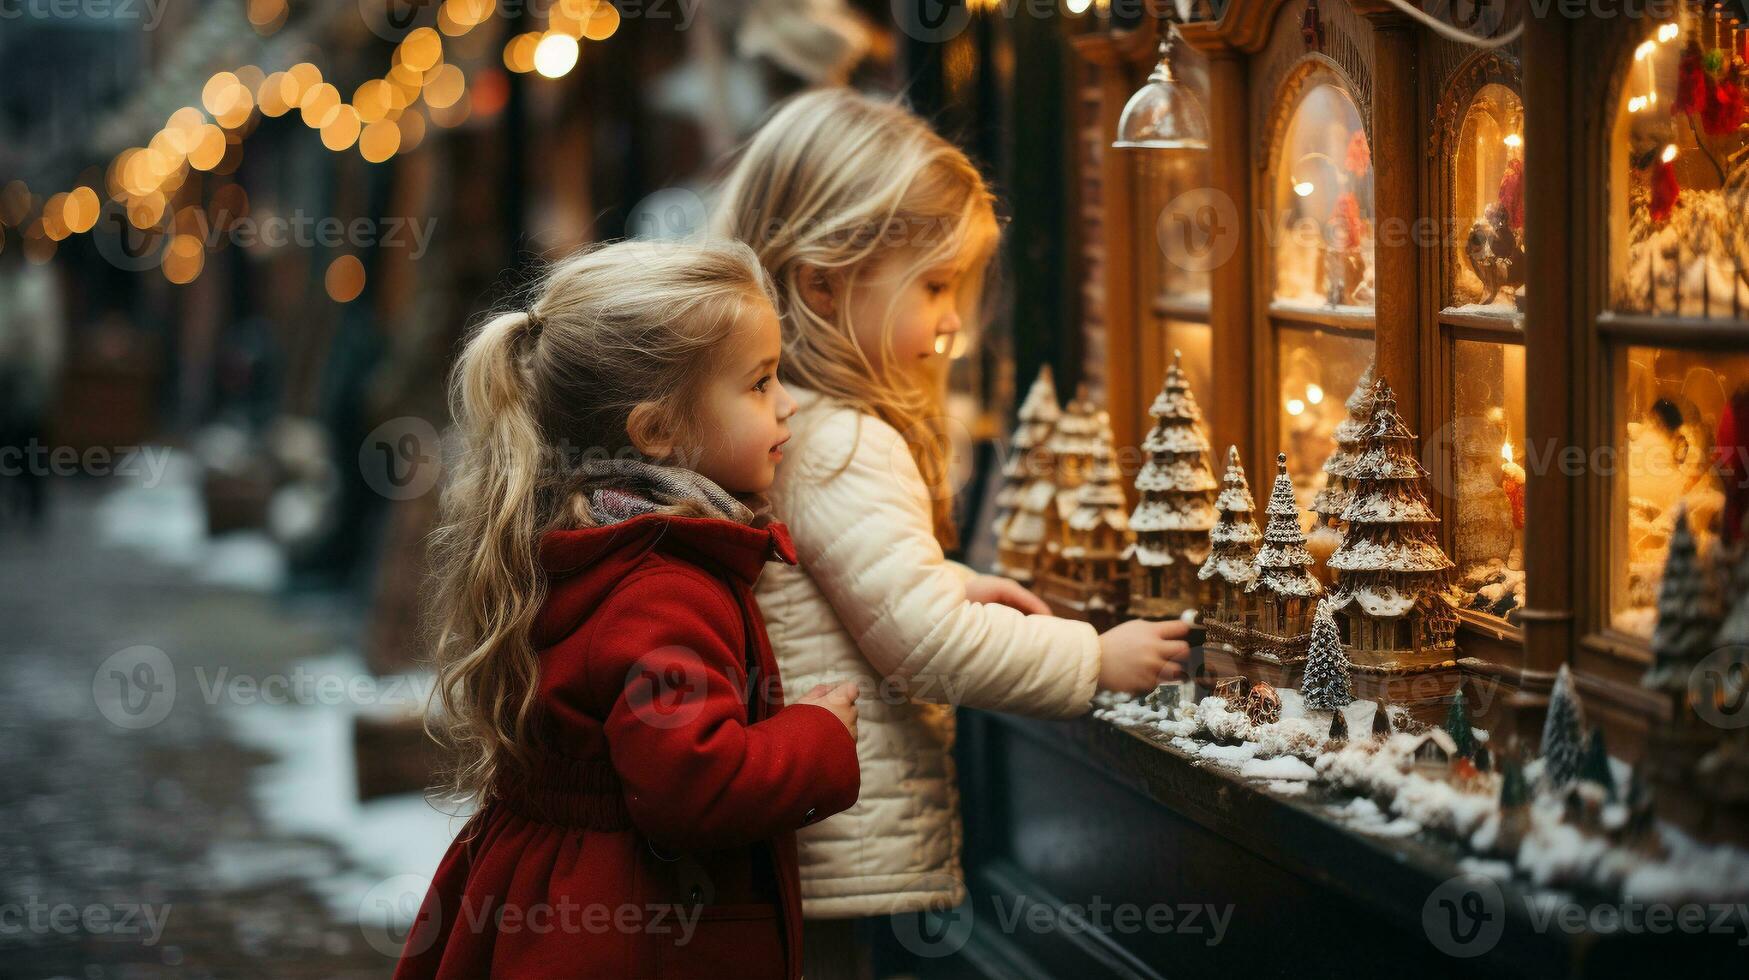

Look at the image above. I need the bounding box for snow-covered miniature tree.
[1128,352,1218,618]
[1325,378,1458,663]
[1328,708,1349,744]
[1540,663,1586,792]
[1445,688,1476,759]
[1048,411,1134,619]
[1311,360,1377,529]
[1198,445,1261,635]
[1246,453,1323,655]
[1371,702,1393,740]
[1300,603,1354,710]
[992,364,1060,541]
[1644,503,1723,694]
[1580,727,1617,802]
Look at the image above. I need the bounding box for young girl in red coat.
[394,239,862,980]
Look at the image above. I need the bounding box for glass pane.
[1275,327,1376,516]
[1142,150,1215,302]
[1607,20,1749,318]
[1451,340,1528,621]
[1162,319,1213,420]
[1450,83,1527,313]
[1271,82,1375,311]
[1611,345,1749,638]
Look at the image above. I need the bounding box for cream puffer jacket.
[756,387,1103,919]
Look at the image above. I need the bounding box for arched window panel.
[1451,340,1528,621]
[1610,346,1749,639]
[1449,83,1527,314]
[1607,19,1749,319]
[1270,82,1376,313]
[1275,326,1374,516]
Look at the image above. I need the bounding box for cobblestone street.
[0,483,433,980]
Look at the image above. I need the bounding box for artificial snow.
[1242,755,1318,781]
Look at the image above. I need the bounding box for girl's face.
[687,297,797,496]
[844,254,969,371]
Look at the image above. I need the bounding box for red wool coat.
[394,514,861,980]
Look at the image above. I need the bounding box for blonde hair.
[713,88,999,549]
[427,239,775,806]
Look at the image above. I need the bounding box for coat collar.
[539,512,797,586]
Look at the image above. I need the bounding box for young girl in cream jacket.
[714,90,1192,976]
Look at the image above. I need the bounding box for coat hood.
[532,513,797,648]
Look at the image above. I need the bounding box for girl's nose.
[775,379,799,420]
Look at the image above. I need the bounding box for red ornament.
[1650,159,1680,223]
[1497,158,1525,231]
[1344,128,1371,178]
[1702,71,1745,135]
[1331,191,1364,250]
[1676,37,1708,114]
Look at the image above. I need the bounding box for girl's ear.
[795,263,837,319]
[626,401,674,461]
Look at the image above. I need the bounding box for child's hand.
[796,681,860,737]
[964,574,1051,615]
[1096,619,1192,694]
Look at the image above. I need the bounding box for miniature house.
[1043,411,1134,624]
[1199,445,1262,659]
[993,367,1064,585]
[1127,353,1218,618]
[1245,453,1323,664]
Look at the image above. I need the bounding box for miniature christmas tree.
[1048,411,1135,618]
[992,364,1060,541]
[1579,727,1617,802]
[1444,688,1476,759]
[1128,352,1218,618]
[1540,663,1586,792]
[1325,378,1458,663]
[1499,748,1529,808]
[1246,453,1323,656]
[1644,503,1723,693]
[1371,703,1393,740]
[1474,742,1493,773]
[1311,359,1377,529]
[1198,445,1261,597]
[1300,604,1354,710]
[1328,708,1349,744]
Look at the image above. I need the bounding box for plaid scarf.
[573,457,761,528]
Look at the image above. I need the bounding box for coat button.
[688,884,703,905]
[803,807,817,823]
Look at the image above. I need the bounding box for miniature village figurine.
[1328,708,1349,746]
[1042,411,1133,624]
[1323,378,1459,667]
[992,364,1061,561]
[1246,453,1323,664]
[1127,352,1217,619]
[1307,361,1376,583]
[1199,446,1261,656]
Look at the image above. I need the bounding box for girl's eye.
[926,282,950,297]
[754,375,772,393]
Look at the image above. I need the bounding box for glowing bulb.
[1658,23,1679,43]
[1293,181,1315,198]
[1628,96,1646,113]
[1066,0,1093,13]
[1501,441,1514,463]
[1503,133,1522,148]
[1635,40,1655,60]
[1286,398,1306,417]
[1661,143,1677,163]
[534,33,579,78]
[1305,383,1324,405]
